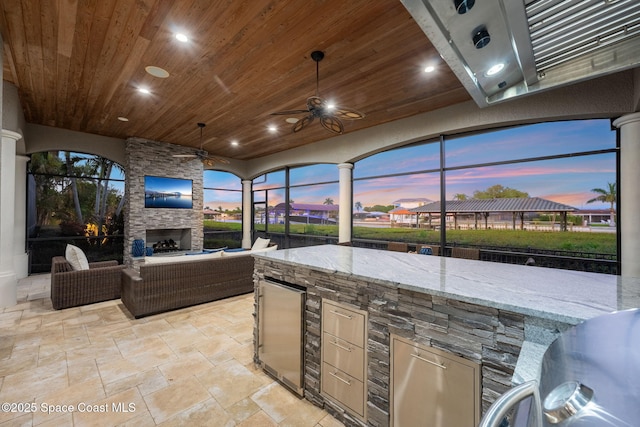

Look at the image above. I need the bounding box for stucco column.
[338,163,353,244]
[242,179,252,248]
[0,129,21,306]
[614,112,640,278]
[14,155,29,278]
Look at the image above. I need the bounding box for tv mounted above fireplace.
[144,176,193,209]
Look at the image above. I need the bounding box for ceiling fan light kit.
[271,50,365,135]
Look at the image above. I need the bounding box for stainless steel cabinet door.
[391,335,480,427]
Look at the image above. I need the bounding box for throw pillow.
[251,237,270,251]
[65,244,90,270]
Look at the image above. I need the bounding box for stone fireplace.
[124,138,204,266]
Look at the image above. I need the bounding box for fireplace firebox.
[146,228,192,253]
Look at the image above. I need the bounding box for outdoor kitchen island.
[252,245,640,427]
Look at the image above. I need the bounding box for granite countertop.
[254,245,640,325]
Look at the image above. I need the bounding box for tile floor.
[0,274,342,427]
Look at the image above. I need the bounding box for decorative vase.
[145,247,154,257]
[132,239,145,257]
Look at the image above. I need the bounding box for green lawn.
[204,221,616,254]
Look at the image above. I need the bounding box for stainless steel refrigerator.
[257,279,306,396]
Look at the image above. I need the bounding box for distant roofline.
[409,197,577,213]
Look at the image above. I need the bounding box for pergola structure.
[409,197,577,231]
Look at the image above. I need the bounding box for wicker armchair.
[50,256,125,310]
[451,247,480,260]
[387,242,408,252]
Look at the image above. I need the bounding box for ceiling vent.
[455,0,475,14]
[401,0,640,107]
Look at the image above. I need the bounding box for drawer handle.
[411,353,447,370]
[330,310,353,319]
[329,339,352,352]
[329,371,351,386]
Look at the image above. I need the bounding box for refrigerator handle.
[479,380,543,427]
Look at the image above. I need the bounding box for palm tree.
[453,193,468,201]
[64,151,83,224]
[87,156,126,241]
[323,197,334,205]
[587,182,616,226]
[29,152,64,227]
[354,201,363,212]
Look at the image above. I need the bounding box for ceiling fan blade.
[271,109,309,115]
[332,107,366,120]
[293,115,314,132]
[207,156,230,165]
[320,116,344,134]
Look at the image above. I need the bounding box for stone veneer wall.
[253,257,568,427]
[124,138,204,266]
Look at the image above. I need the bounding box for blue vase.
[145,247,154,257]
[132,239,145,257]
[418,246,433,255]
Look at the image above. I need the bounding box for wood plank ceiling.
[0,0,470,161]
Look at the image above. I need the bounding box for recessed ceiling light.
[117,116,129,122]
[486,63,505,76]
[137,87,151,95]
[231,140,239,147]
[326,103,336,110]
[145,66,170,78]
[424,65,435,73]
[175,33,188,43]
[285,117,299,124]
[268,125,277,132]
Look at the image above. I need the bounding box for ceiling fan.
[271,50,365,134]
[172,122,230,166]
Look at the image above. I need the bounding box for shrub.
[59,221,86,236]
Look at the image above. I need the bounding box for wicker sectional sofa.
[121,251,258,318]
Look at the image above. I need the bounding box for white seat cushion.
[65,244,90,270]
[251,237,270,251]
[220,249,252,258]
[221,244,278,257]
[144,251,222,264]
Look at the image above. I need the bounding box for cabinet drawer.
[322,301,365,346]
[322,362,365,417]
[322,332,365,381]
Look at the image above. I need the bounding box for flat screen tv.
[144,176,193,209]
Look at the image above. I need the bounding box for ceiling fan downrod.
[197,122,205,148]
[311,50,324,97]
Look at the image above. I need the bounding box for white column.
[614,112,640,278]
[338,163,353,244]
[242,179,252,249]
[14,155,29,278]
[0,129,21,307]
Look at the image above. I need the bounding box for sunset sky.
[204,119,617,211]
